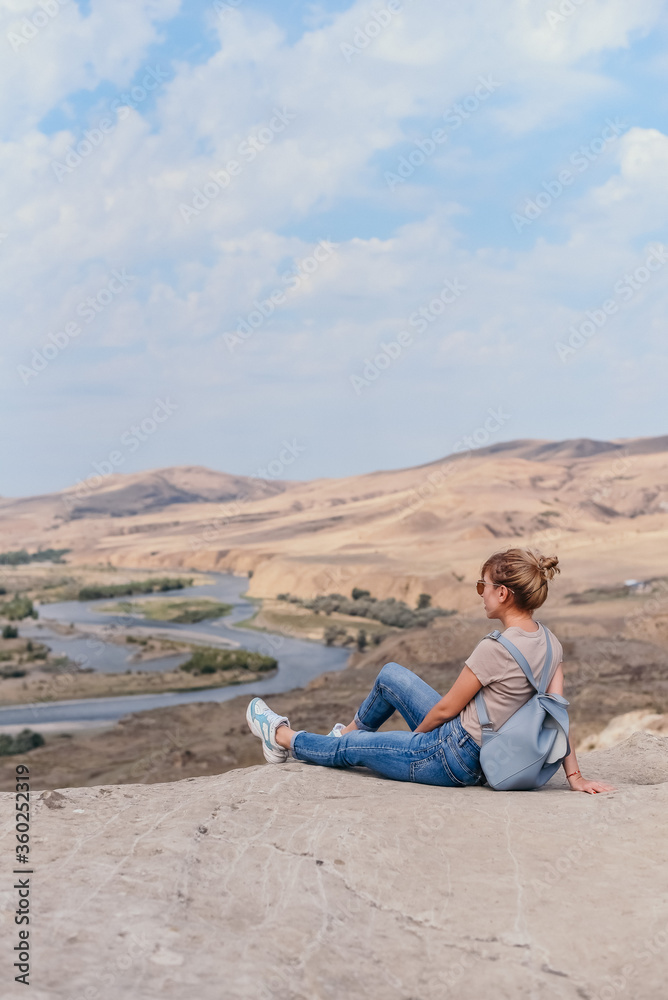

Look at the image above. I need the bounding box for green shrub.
[0,596,37,621]
[163,601,232,624]
[290,591,455,629]
[275,593,301,604]
[324,625,347,646]
[351,588,371,601]
[0,729,44,755]
[180,647,277,675]
[2,625,18,639]
[78,577,193,600]
[0,548,70,565]
[417,593,431,610]
[24,647,48,661]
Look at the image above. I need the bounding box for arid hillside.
[1,434,667,609]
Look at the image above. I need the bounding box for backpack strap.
[474,624,554,733]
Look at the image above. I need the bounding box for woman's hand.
[568,774,617,794]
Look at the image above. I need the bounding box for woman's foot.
[327,723,346,737]
[246,697,290,763]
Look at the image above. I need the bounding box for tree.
[356,628,368,652]
[0,596,36,621]
[351,588,371,601]
[0,729,45,756]
[417,593,432,610]
[2,625,18,639]
[13,729,45,753]
[324,626,338,646]
[324,626,346,646]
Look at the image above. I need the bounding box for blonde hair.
[481,548,560,611]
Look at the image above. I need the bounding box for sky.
[2,0,668,497]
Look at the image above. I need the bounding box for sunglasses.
[476,579,514,596]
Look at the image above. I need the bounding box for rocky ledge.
[2,732,668,1000]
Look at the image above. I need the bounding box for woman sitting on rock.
[246,548,616,795]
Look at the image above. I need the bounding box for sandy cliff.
[2,732,667,999]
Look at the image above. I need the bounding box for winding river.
[0,573,350,731]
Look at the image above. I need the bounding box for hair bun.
[538,554,560,581]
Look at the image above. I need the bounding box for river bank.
[0,657,277,707]
[3,603,667,791]
[0,567,352,731]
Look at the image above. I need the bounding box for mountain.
[1,435,667,608]
[430,434,668,464]
[0,466,291,520]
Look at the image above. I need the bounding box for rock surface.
[2,733,668,999]
[577,709,668,751]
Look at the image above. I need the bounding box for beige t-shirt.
[459,622,563,747]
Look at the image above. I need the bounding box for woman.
[246,548,616,794]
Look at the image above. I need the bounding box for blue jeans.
[290,662,484,786]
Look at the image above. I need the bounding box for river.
[0,572,350,732]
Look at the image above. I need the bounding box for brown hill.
[50,465,289,518]
[1,435,667,608]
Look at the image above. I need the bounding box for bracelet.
[566,770,581,779]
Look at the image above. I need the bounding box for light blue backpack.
[474,623,571,791]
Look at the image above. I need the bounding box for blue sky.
[1,0,667,496]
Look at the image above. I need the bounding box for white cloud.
[1,0,667,493]
[0,0,180,135]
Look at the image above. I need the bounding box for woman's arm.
[414,666,482,734]
[547,664,617,794]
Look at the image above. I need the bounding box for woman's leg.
[274,661,472,785]
[352,661,443,732]
[287,716,482,787]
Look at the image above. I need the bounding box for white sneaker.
[246,697,290,763]
[328,723,346,737]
